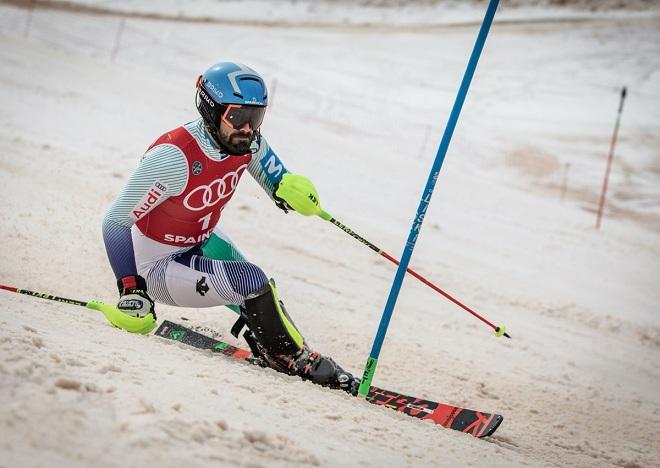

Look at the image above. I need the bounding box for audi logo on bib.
[183,164,248,211]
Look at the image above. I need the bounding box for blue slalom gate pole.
[358,0,500,397]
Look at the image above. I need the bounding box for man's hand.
[274,173,322,216]
[117,275,155,318]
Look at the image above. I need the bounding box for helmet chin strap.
[251,130,262,154]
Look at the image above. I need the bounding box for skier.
[102,62,358,394]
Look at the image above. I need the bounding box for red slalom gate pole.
[596,86,627,230]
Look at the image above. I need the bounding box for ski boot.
[231,280,359,395]
[253,343,359,395]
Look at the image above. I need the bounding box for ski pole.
[356,0,500,397]
[596,86,627,230]
[317,210,509,338]
[0,284,156,334]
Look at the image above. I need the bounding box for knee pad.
[242,280,304,356]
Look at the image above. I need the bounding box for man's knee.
[223,261,269,297]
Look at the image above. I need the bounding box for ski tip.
[479,414,504,438]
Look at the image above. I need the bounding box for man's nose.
[239,121,253,132]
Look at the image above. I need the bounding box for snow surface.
[0,1,659,467]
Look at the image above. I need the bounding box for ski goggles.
[219,103,266,131]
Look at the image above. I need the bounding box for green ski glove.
[274,173,323,217]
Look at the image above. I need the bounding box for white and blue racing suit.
[102,118,288,310]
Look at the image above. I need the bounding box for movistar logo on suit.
[261,148,285,184]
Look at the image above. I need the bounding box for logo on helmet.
[199,89,215,108]
[205,80,224,99]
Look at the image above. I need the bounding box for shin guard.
[242,280,304,356]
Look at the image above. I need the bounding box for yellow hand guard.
[274,173,323,216]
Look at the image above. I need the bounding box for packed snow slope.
[1,1,659,467]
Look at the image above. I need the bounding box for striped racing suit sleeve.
[248,135,289,197]
[102,146,188,279]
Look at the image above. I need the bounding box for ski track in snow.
[0,1,659,467]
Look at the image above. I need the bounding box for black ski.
[155,320,503,437]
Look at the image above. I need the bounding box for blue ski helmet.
[195,62,268,136]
